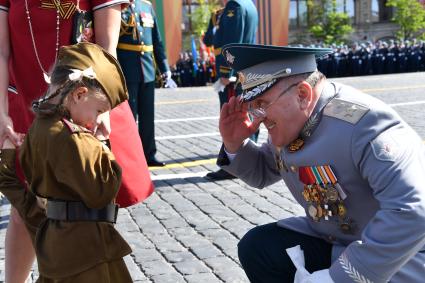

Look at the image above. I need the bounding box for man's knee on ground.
[238,226,264,266]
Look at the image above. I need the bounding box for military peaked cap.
[55,42,128,108]
[221,43,333,102]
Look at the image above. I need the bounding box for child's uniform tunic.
[0,114,132,282]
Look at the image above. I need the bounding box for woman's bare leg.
[5,207,35,283]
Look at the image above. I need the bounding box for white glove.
[213,78,226,92]
[302,269,333,283]
[163,71,177,88]
[286,245,334,283]
[286,246,311,283]
[229,76,237,83]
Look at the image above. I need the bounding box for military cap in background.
[221,44,333,102]
[55,42,128,108]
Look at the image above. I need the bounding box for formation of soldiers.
[316,39,425,78]
[168,39,425,87]
[170,50,217,87]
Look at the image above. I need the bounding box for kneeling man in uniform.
[217,43,425,283]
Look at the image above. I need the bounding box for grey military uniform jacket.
[219,82,425,283]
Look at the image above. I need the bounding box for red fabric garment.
[2,0,153,207]
[226,83,236,101]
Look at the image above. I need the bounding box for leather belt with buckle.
[46,200,118,223]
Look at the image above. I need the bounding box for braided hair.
[32,66,103,118]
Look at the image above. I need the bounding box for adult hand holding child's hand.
[2,138,15,149]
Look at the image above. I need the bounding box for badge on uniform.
[274,147,288,172]
[299,165,354,233]
[41,0,77,20]
[288,138,304,152]
[140,12,154,27]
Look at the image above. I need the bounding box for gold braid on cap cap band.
[241,79,278,102]
[242,68,292,90]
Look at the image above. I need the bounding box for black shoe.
[147,158,166,167]
[205,169,236,181]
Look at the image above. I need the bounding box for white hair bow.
[68,67,97,81]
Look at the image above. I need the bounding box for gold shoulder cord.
[119,4,137,39]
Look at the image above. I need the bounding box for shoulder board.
[323,98,369,125]
[215,8,225,15]
[61,118,91,134]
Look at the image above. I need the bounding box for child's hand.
[94,112,111,140]
[1,134,24,150]
[2,138,15,149]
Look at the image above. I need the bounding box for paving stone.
[173,260,210,275]
[189,244,224,260]
[204,257,247,283]
[185,272,221,283]
[160,217,189,229]
[132,248,165,263]
[149,272,186,283]
[141,260,176,276]
[124,255,148,281]
[162,251,197,263]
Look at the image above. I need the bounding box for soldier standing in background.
[203,0,258,181]
[117,0,177,167]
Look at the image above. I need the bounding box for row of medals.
[304,182,355,234]
[280,139,356,234]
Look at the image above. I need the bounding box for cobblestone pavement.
[1,73,425,282]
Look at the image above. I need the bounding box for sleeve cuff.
[217,140,249,166]
[330,252,382,283]
[223,146,237,162]
[217,144,231,166]
[93,0,129,11]
[0,149,17,169]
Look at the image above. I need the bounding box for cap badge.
[225,50,235,65]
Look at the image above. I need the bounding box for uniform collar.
[300,81,337,139]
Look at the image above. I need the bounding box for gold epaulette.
[212,8,224,26]
[120,13,138,40]
[219,66,231,74]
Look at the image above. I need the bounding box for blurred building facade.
[151,0,404,64]
[181,0,290,45]
[289,0,398,43]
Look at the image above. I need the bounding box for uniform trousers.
[238,222,332,283]
[127,81,157,162]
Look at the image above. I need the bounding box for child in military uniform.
[0,42,132,282]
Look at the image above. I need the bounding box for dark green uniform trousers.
[127,81,157,162]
